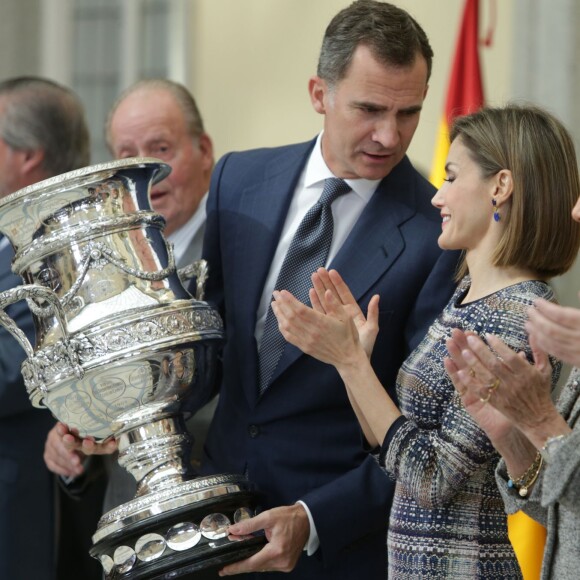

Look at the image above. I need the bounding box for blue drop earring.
[492,198,500,222]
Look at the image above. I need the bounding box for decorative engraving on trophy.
[19,338,84,399]
[87,248,109,271]
[20,309,219,391]
[106,329,131,351]
[106,397,140,421]
[50,398,70,425]
[88,278,116,302]
[135,320,161,341]
[129,364,154,390]
[166,313,188,334]
[37,266,62,292]
[64,295,84,318]
[65,390,92,414]
[92,376,127,403]
[97,475,241,526]
[79,410,109,433]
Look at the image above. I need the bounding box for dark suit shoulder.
[213,139,316,185]
[379,156,439,224]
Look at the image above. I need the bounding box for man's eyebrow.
[398,104,423,114]
[351,101,423,115]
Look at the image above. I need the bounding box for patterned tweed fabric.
[496,369,580,579]
[382,278,559,579]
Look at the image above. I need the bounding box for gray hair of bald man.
[0,76,90,176]
[105,78,206,153]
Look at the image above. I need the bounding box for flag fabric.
[429,0,484,187]
[508,511,546,579]
[430,2,547,578]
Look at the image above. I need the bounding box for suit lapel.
[271,157,419,384]
[232,142,315,406]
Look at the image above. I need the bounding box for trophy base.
[90,475,266,579]
[142,536,266,580]
[105,536,266,580]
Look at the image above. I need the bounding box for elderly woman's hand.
[444,330,519,449]
[445,329,567,451]
[526,296,580,367]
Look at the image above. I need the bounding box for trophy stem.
[117,414,195,496]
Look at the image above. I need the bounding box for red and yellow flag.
[431,2,547,578]
[429,0,484,187]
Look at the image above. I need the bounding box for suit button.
[248,424,260,438]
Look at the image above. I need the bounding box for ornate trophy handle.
[177,259,209,301]
[0,284,70,357]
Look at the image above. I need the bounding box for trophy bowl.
[0,158,265,579]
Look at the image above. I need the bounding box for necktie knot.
[318,178,351,207]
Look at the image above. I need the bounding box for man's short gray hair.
[0,76,90,176]
[317,0,433,88]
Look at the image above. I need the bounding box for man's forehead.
[112,130,174,149]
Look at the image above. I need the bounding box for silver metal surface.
[0,158,261,578]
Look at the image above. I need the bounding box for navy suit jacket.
[0,238,56,580]
[201,140,458,579]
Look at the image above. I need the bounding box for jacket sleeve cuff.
[379,415,408,467]
[296,500,320,555]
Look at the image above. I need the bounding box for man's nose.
[371,118,399,149]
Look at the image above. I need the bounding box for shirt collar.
[167,192,207,255]
[303,132,381,202]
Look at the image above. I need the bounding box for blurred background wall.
[1,0,579,304]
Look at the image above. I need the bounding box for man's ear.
[308,76,328,115]
[198,133,214,172]
[20,147,45,176]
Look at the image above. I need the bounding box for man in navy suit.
[204,2,457,578]
[0,77,90,580]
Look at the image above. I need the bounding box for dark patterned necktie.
[258,177,351,394]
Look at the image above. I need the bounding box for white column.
[168,0,192,85]
[513,0,580,309]
[120,0,141,90]
[40,0,74,84]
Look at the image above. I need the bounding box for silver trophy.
[0,158,264,579]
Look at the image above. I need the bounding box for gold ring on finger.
[487,377,500,392]
[469,367,476,378]
[479,390,492,404]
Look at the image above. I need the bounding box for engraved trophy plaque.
[0,158,264,579]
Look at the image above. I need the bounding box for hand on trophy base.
[90,475,266,579]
